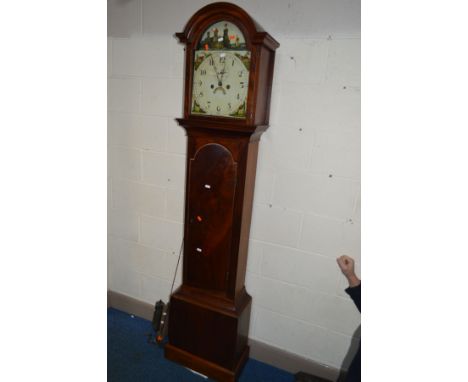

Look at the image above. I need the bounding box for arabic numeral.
[237,93,240,100]
[199,91,204,97]
[200,69,206,75]
[228,103,232,109]
[240,82,245,88]
[238,70,243,77]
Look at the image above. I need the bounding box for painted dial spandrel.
[191,21,250,118]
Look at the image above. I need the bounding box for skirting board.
[107,290,343,381]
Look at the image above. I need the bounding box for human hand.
[336,255,360,287]
[337,255,355,277]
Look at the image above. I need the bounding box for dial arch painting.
[197,21,247,50]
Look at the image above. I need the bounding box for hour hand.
[219,67,227,80]
[211,59,221,82]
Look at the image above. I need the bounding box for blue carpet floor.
[108,308,294,382]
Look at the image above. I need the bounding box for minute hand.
[211,56,221,83]
[220,57,227,81]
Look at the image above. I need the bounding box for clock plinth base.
[165,343,249,382]
[166,287,252,381]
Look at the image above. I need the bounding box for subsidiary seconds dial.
[192,51,250,118]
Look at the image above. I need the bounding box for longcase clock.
[165,3,279,381]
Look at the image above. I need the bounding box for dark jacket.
[344,284,361,382]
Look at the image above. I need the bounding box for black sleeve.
[345,284,361,313]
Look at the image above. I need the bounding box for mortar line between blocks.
[248,335,331,369]
[111,144,186,157]
[164,116,170,152]
[138,78,142,114]
[108,176,113,209]
[138,148,143,182]
[108,38,113,77]
[296,212,305,248]
[108,234,176,256]
[253,304,358,340]
[109,203,183,225]
[110,73,184,80]
[273,34,360,41]
[112,177,183,192]
[137,215,142,244]
[323,35,333,83]
[135,270,174,285]
[138,276,143,301]
[252,272,350,303]
[251,238,337,260]
[252,202,349,222]
[138,212,183,226]
[108,110,182,119]
[252,304,331,335]
[163,186,169,221]
[267,172,277,205]
[139,0,143,35]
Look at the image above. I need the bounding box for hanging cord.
[155,236,184,344]
[170,236,184,297]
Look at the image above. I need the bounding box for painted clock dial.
[191,21,250,118]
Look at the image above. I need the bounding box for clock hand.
[219,69,227,81]
[212,54,229,91]
[217,57,228,84]
[211,56,222,83]
[221,58,227,80]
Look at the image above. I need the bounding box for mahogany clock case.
[176,2,279,129]
[165,3,279,381]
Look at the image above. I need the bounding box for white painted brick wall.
[108,78,141,113]
[108,113,168,151]
[111,179,166,217]
[141,78,184,117]
[108,146,141,181]
[139,215,183,253]
[108,0,360,371]
[141,151,186,189]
